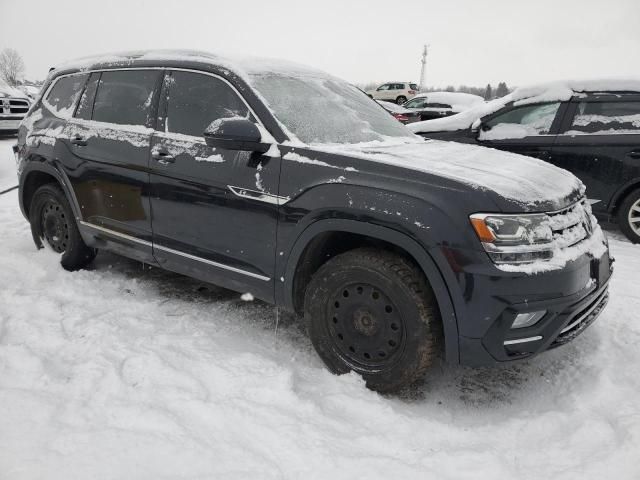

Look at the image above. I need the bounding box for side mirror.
[204,117,270,153]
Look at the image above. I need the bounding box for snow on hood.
[0,79,28,99]
[412,91,485,111]
[312,139,584,210]
[409,77,640,134]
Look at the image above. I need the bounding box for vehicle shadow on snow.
[89,250,601,409]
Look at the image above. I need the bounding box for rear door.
[62,69,161,262]
[476,101,567,161]
[549,95,640,214]
[148,70,281,301]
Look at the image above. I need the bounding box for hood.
[312,139,584,212]
[0,81,28,99]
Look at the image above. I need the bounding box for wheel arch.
[280,218,460,363]
[608,178,640,215]
[19,162,82,221]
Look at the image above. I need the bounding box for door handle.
[151,148,175,165]
[627,150,640,159]
[69,134,87,146]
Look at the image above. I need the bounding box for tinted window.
[484,102,561,136]
[75,73,99,120]
[92,70,159,126]
[410,84,419,91]
[404,98,426,109]
[425,103,451,109]
[568,101,640,134]
[377,84,390,91]
[165,71,250,137]
[44,74,88,118]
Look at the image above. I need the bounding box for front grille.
[550,287,608,348]
[547,199,593,250]
[1,97,30,116]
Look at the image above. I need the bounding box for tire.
[396,96,407,105]
[29,183,97,270]
[618,188,640,243]
[304,248,441,393]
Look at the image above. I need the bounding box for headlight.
[470,213,553,264]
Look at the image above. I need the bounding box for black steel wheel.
[29,183,97,270]
[304,248,441,392]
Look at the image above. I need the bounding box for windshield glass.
[248,73,416,144]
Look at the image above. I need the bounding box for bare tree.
[0,48,25,86]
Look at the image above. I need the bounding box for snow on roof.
[51,49,330,82]
[409,77,640,134]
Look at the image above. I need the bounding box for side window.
[74,73,100,121]
[397,84,406,90]
[410,84,419,91]
[164,71,251,137]
[404,98,425,109]
[377,84,390,91]
[44,74,88,118]
[425,103,452,109]
[568,101,640,135]
[482,102,561,138]
[92,70,159,126]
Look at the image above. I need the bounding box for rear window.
[92,70,159,126]
[44,74,88,118]
[567,101,640,134]
[410,84,419,91]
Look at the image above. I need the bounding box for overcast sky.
[2,0,639,88]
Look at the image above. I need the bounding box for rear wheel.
[396,96,407,105]
[304,248,441,393]
[29,183,97,270]
[618,188,640,243]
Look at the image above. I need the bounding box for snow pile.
[409,77,640,134]
[1,140,640,478]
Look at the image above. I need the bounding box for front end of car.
[443,198,612,365]
[0,92,30,133]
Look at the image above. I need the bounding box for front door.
[476,101,566,161]
[149,70,281,301]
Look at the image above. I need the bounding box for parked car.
[402,91,484,121]
[376,100,419,124]
[16,51,612,392]
[366,82,419,104]
[409,80,640,243]
[18,84,42,101]
[0,80,30,134]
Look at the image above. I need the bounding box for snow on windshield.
[247,73,415,144]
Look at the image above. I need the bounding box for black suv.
[16,51,612,392]
[409,84,640,243]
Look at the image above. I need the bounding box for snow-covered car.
[0,80,30,134]
[402,91,484,122]
[375,100,418,124]
[18,84,42,101]
[366,82,419,104]
[15,50,612,392]
[408,79,640,243]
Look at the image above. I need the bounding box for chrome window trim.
[44,67,275,141]
[79,220,270,282]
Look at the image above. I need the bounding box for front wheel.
[29,183,97,270]
[304,248,441,392]
[618,188,640,243]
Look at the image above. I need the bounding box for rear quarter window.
[44,74,89,118]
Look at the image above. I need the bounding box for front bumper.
[0,118,22,131]
[445,245,613,366]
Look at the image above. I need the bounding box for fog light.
[511,311,546,329]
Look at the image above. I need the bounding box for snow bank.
[409,77,640,134]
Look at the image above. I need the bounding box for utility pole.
[419,44,428,92]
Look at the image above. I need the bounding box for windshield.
[248,73,416,144]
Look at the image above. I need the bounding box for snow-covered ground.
[1,136,639,479]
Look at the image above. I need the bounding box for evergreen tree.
[495,82,510,98]
[484,84,493,100]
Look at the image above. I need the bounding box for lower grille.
[551,288,609,347]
